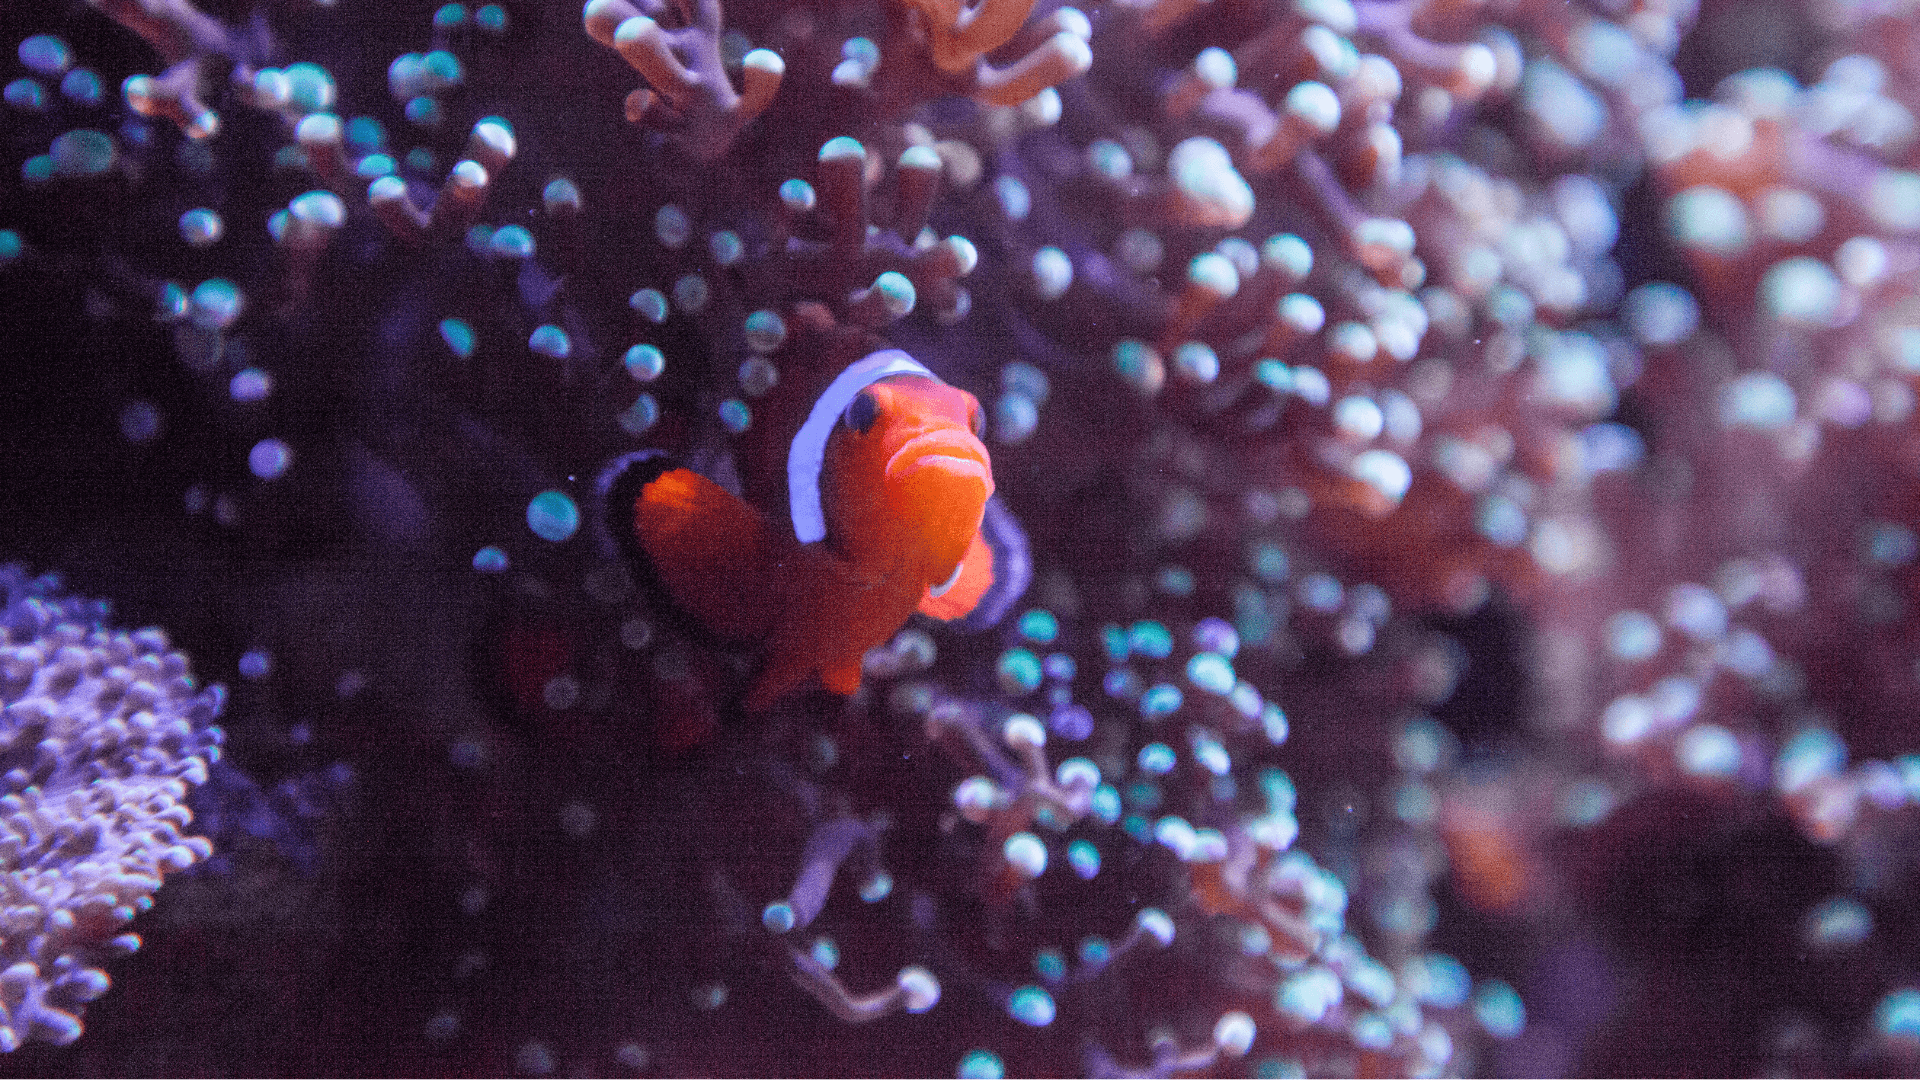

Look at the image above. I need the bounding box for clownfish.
[602,306,1028,711]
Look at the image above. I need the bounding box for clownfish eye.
[843,390,879,434]
[968,401,985,439]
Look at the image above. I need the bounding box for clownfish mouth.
[886,431,993,487]
[887,432,994,580]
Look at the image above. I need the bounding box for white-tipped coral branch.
[582,0,783,160]
[928,698,1099,842]
[787,950,940,1023]
[760,817,887,934]
[773,137,980,326]
[90,0,259,139]
[887,1,1092,108]
[1190,821,1332,964]
[1083,1010,1258,1077]
[364,117,516,242]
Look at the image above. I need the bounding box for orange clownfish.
[602,323,1028,712]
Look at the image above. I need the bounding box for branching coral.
[583,0,785,160]
[86,0,264,139]
[887,0,1094,107]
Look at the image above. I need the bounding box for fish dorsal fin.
[787,349,936,544]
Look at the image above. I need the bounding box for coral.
[0,568,224,1051]
[87,0,265,140]
[583,0,784,160]
[886,0,1094,107]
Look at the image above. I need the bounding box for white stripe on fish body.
[787,349,939,544]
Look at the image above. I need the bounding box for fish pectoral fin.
[916,526,996,621]
[629,466,784,641]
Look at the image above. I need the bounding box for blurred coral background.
[1,0,1918,1074]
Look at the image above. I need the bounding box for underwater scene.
[1,0,1919,1074]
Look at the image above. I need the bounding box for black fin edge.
[594,450,677,565]
[592,450,743,654]
[596,451,771,718]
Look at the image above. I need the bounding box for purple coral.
[0,567,223,1051]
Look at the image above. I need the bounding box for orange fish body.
[606,307,1021,711]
